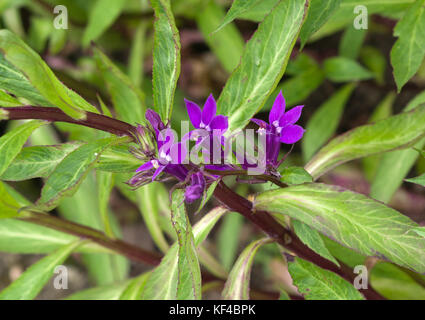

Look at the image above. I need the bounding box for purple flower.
[136,128,188,180]
[251,91,304,167]
[185,172,206,203]
[129,111,189,187]
[184,94,228,133]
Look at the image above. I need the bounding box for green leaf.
[93,47,145,124]
[222,238,271,300]
[390,0,425,91]
[36,137,119,210]
[142,190,201,299]
[65,281,131,300]
[302,84,356,162]
[1,142,82,181]
[195,180,219,214]
[150,0,181,121]
[119,273,151,300]
[0,184,108,253]
[292,220,339,267]
[405,173,425,186]
[288,257,364,300]
[370,262,425,300]
[128,21,148,87]
[193,206,227,246]
[413,227,425,238]
[299,0,342,48]
[255,183,425,273]
[0,219,109,254]
[305,105,425,179]
[218,212,244,271]
[265,65,325,108]
[0,240,82,300]
[362,92,395,181]
[237,0,280,22]
[324,57,374,82]
[370,93,425,202]
[58,172,129,286]
[196,0,245,73]
[0,29,97,118]
[0,120,45,176]
[214,0,257,33]
[280,166,313,185]
[96,145,140,173]
[360,46,386,85]
[135,183,170,253]
[339,25,366,60]
[0,181,21,218]
[0,89,22,106]
[0,53,51,107]
[97,170,114,237]
[217,0,308,132]
[82,0,127,47]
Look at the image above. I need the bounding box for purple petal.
[209,115,228,132]
[136,161,154,172]
[184,98,202,128]
[145,109,163,130]
[280,125,304,144]
[279,105,304,127]
[269,91,285,124]
[152,165,165,180]
[169,142,187,164]
[202,94,217,125]
[251,118,268,128]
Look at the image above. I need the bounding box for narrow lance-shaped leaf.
[222,238,271,300]
[93,47,145,125]
[214,0,257,33]
[1,142,82,181]
[324,57,373,83]
[58,173,129,286]
[405,173,425,187]
[0,181,21,219]
[0,219,111,254]
[0,89,22,106]
[305,104,425,180]
[0,120,45,176]
[119,272,151,300]
[82,0,127,47]
[370,91,425,203]
[142,190,201,300]
[97,170,115,237]
[362,92,395,182]
[218,212,244,271]
[196,0,245,73]
[292,220,339,267]
[390,0,425,92]
[0,54,51,107]
[36,137,122,211]
[288,257,364,300]
[0,240,82,300]
[65,281,131,300]
[136,183,170,253]
[217,0,308,132]
[150,0,181,121]
[96,145,141,173]
[302,83,356,162]
[0,29,97,118]
[254,183,425,273]
[299,0,342,48]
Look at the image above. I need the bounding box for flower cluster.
[128,92,304,203]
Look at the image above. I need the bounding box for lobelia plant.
[0,0,424,302]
